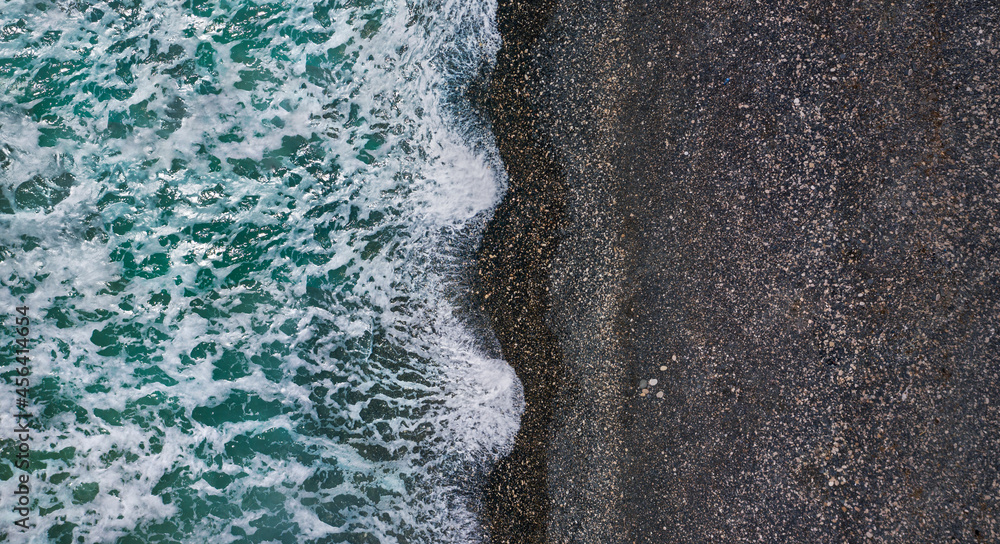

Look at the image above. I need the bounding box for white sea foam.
[0,0,517,541]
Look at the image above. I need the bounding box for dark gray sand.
[478,0,1000,542]
[476,0,564,541]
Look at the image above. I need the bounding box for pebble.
[648,378,658,386]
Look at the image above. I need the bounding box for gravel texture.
[478,1,1000,542]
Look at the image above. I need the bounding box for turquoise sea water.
[0,0,521,541]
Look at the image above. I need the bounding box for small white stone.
[655,391,664,399]
[648,378,658,386]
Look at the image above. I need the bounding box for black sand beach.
[475,0,563,541]
[478,0,1000,542]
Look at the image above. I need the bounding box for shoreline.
[474,0,563,542]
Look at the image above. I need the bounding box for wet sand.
[475,0,563,542]
[479,0,1000,542]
